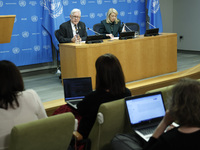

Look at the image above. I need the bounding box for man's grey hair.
[71,8,81,16]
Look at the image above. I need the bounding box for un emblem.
[0,1,3,7]
[34,45,40,52]
[134,10,138,16]
[90,13,95,19]
[43,0,63,18]
[12,47,20,54]
[42,30,48,36]
[80,0,86,5]
[19,0,26,7]
[63,0,69,6]
[120,11,125,17]
[112,0,117,4]
[151,0,160,14]
[22,31,29,38]
[31,16,38,22]
[97,0,102,5]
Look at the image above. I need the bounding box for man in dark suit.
[56,8,87,43]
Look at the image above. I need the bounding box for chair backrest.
[88,99,131,150]
[146,79,200,109]
[9,112,75,150]
[125,23,140,34]
[93,23,102,34]
[55,29,59,41]
[146,85,174,109]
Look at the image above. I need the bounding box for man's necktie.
[74,24,78,34]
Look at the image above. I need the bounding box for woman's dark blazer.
[99,19,123,38]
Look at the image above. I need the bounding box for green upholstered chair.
[9,112,75,150]
[145,79,200,108]
[146,85,174,109]
[88,99,132,150]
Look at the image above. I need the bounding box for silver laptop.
[63,77,92,109]
[125,92,166,141]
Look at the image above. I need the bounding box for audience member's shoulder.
[159,127,179,140]
[21,89,38,96]
[85,90,98,97]
[125,88,131,96]
[85,90,107,100]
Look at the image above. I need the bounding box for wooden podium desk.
[59,33,177,88]
[0,15,15,44]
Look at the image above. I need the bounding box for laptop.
[63,77,93,109]
[125,92,166,141]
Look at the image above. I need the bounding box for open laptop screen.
[125,92,166,127]
[63,77,92,101]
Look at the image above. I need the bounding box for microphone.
[87,27,101,35]
[122,22,132,32]
[146,21,156,29]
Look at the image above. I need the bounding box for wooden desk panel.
[59,33,177,88]
[0,15,15,43]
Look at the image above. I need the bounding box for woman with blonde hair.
[99,8,123,38]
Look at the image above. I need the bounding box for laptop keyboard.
[139,126,157,135]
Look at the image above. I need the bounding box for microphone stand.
[123,23,132,32]
[146,21,156,29]
[87,28,101,35]
[122,22,139,38]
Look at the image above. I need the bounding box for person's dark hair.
[95,53,126,96]
[0,60,24,109]
[169,78,200,127]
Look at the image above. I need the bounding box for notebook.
[63,77,92,109]
[125,92,166,141]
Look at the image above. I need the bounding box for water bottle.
[75,34,80,44]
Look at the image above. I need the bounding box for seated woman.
[76,53,131,139]
[112,78,200,150]
[53,53,131,141]
[99,8,124,39]
[0,60,47,150]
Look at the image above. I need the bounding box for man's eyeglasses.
[72,16,81,19]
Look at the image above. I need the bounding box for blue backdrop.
[0,0,146,66]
